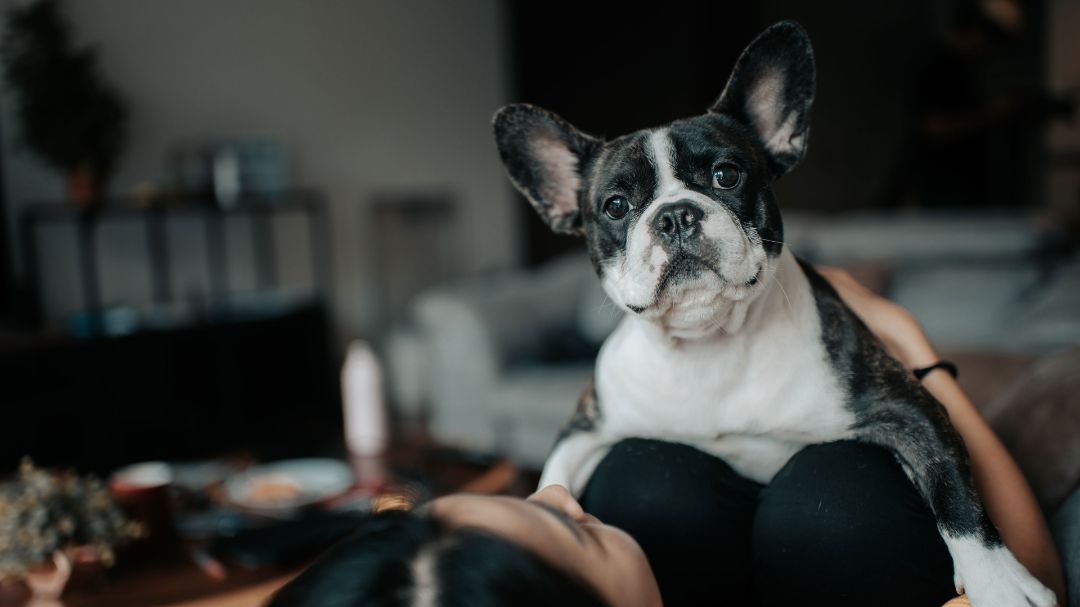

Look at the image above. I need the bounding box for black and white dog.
[492,21,1056,607]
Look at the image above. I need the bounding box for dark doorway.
[0,118,12,325]
[505,1,752,266]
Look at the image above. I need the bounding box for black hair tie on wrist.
[913,361,958,381]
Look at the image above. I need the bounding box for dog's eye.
[603,196,630,220]
[712,164,741,189]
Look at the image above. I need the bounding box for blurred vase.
[342,341,390,490]
[342,341,389,457]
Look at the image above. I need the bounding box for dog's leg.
[853,397,1057,607]
[800,261,1056,606]
[538,382,618,496]
[539,431,616,497]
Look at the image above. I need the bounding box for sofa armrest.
[416,254,594,370]
[409,292,502,450]
[413,291,501,398]
[406,254,595,453]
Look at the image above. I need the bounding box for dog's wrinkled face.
[494,21,815,339]
[582,116,782,337]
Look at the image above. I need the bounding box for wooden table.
[64,565,295,607]
[1,443,524,607]
[160,576,292,607]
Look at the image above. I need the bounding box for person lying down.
[267,269,1064,607]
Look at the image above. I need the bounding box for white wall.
[1,0,516,337]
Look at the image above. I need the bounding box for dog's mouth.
[625,255,763,314]
[654,254,707,299]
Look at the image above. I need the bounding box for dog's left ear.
[493,104,601,236]
[710,21,816,177]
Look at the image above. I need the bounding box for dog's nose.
[652,202,704,241]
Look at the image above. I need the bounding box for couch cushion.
[942,350,1036,419]
[981,346,1080,512]
[1014,257,1080,352]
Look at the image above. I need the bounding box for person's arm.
[818,267,1066,605]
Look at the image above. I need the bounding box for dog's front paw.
[950,539,1056,607]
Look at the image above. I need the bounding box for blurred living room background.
[0,0,1079,604]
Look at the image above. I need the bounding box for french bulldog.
[492,21,1056,607]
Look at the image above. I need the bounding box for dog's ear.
[710,21,815,177]
[493,104,601,236]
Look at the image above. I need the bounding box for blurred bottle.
[211,146,241,209]
[341,341,389,487]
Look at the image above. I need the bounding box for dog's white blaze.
[594,248,854,482]
[649,129,680,196]
[942,533,1057,606]
[601,130,677,310]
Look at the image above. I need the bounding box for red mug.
[109,462,177,552]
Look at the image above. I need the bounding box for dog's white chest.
[594,250,854,481]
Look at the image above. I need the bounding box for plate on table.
[224,458,355,516]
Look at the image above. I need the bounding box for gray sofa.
[387,253,610,468]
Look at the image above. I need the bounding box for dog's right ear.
[493,104,601,236]
[710,21,815,178]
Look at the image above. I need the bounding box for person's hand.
[816,266,938,370]
[528,484,600,525]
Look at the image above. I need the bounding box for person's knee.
[578,438,681,525]
[580,438,762,607]
[580,438,757,535]
[753,442,896,571]
[753,441,954,605]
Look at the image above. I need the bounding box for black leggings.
[579,439,957,607]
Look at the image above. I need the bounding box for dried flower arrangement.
[0,458,142,580]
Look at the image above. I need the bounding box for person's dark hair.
[268,510,610,607]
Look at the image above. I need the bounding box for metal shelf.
[18,189,333,332]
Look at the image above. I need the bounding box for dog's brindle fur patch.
[798,259,1000,543]
[556,381,602,445]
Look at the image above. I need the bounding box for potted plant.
[0,459,142,601]
[1,0,128,208]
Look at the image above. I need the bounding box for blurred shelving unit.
[17,189,332,336]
